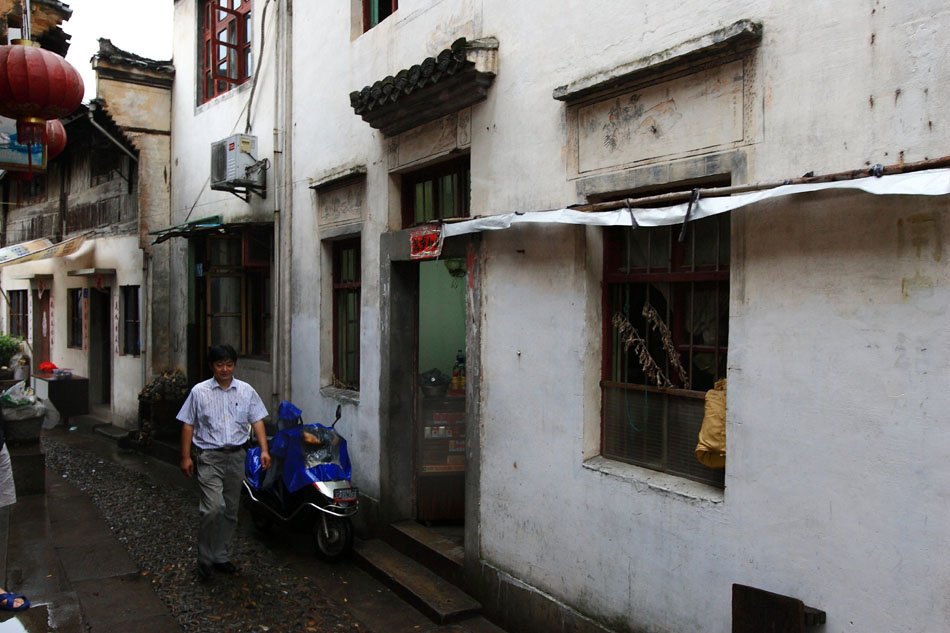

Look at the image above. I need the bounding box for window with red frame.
[401,157,470,228]
[363,0,397,32]
[602,214,730,488]
[200,0,252,103]
[332,238,360,390]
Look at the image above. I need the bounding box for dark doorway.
[88,286,112,405]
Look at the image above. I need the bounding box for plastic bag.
[1,401,45,421]
[40,398,60,429]
[695,379,726,469]
[0,381,33,407]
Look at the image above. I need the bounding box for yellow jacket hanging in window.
[695,379,726,469]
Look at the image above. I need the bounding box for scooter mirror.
[332,404,342,428]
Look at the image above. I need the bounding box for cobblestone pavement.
[44,436,365,633]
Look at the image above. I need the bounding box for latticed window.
[333,238,360,390]
[402,157,470,227]
[362,0,397,32]
[602,214,729,487]
[200,0,252,103]
[121,286,140,356]
[8,290,27,339]
[67,288,83,349]
[205,227,272,358]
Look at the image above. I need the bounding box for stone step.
[387,519,464,585]
[353,537,481,625]
[93,424,130,441]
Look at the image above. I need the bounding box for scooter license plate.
[334,487,359,502]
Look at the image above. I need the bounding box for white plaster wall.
[207,0,949,630]
[169,0,279,398]
[465,3,950,630]
[0,235,145,428]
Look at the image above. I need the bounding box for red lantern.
[0,40,84,146]
[44,118,66,159]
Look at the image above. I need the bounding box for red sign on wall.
[409,227,443,260]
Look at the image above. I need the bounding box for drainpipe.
[87,104,138,163]
[273,0,293,404]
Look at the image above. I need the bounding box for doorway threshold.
[387,520,465,584]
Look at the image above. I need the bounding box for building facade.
[170,2,949,632]
[0,26,173,429]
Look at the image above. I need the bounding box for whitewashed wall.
[0,235,146,427]
[235,0,948,630]
[169,0,280,403]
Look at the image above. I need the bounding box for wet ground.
[1,427,504,633]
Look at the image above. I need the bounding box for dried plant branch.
[641,304,690,389]
[612,312,671,389]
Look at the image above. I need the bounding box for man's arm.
[180,423,195,477]
[251,420,271,469]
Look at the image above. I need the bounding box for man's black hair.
[208,344,238,365]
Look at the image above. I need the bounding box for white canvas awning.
[442,168,950,237]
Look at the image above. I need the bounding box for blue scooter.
[243,401,359,561]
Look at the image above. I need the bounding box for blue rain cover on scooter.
[246,408,352,493]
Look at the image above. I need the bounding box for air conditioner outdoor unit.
[210,134,263,191]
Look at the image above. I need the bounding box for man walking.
[178,344,271,581]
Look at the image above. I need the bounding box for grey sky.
[63,0,174,102]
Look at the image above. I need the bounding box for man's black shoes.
[213,561,240,575]
[197,560,240,581]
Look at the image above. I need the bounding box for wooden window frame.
[401,156,471,228]
[204,226,272,359]
[200,0,252,103]
[601,214,730,488]
[8,289,27,339]
[332,238,361,390]
[362,0,397,32]
[120,285,140,356]
[67,288,83,349]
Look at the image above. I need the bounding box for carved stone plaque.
[575,60,745,175]
[318,179,364,228]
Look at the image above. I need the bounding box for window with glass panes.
[200,0,252,103]
[205,227,272,358]
[8,290,27,339]
[362,0,397,31]
[402,157,470,227]
[121,286,140,356]
[332,239,360,390]
[602,214,729,487]
[68,288,83,349]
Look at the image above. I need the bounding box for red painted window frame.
[362,0,397,32]
[400,156,471,228]
[601,213,730,488]
[332,238,361,390]
[200,0,253,103]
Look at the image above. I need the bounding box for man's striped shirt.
[177,377,268,449]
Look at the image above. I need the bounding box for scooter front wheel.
[314,514,353,562]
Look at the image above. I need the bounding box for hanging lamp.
[0,0,83,146]
[44,118,66,158]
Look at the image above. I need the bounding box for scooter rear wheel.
[249,506,273,533]
[313,515,353,562]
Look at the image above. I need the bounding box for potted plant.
[0,335,23,383]
[137,369,189,442]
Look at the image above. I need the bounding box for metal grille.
[602,215,729,487]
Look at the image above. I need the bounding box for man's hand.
[180,455,194,477]
[251,420,271,469]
